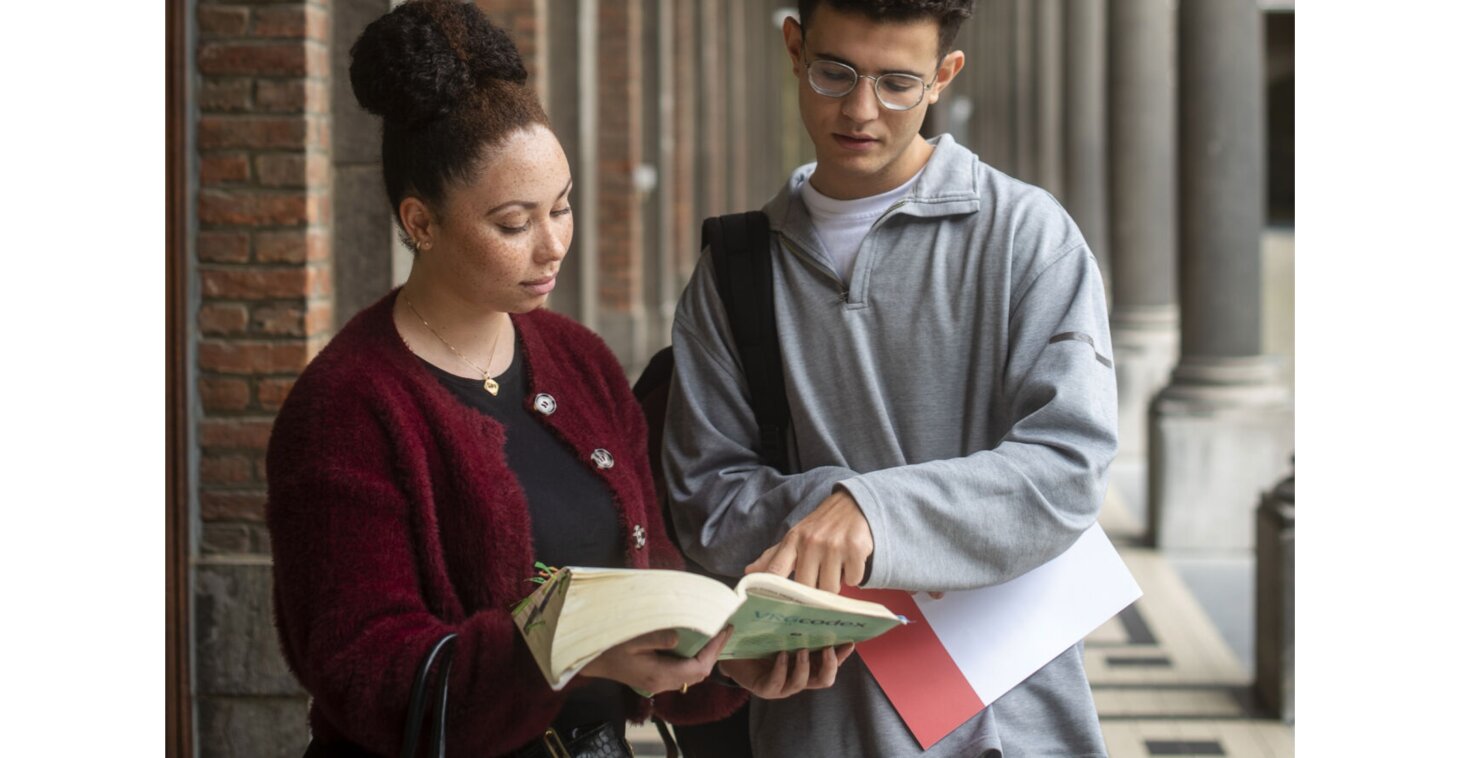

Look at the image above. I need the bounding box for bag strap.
[653,716,682,758]
[704,211,791,474]
[399,633,458,758]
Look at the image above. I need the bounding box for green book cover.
[512,567,906,689]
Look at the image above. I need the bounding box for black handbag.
[397,632,651,758]
[399,633,458,758]
[504,721,640,758]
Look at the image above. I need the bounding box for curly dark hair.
[349,0,549,238]
[797,0,976,56]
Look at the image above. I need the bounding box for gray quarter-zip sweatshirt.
[664,135,1117,757]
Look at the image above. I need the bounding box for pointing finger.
[751,542,798,579]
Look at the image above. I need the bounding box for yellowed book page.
[736,572,902,619]
[550,568,741,680]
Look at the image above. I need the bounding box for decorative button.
[532,393,557,415]
[591,448,615,470]
[632,524,647,550]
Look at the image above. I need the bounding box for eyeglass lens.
[807,60,926,110]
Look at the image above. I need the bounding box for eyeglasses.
[803,59,936,112]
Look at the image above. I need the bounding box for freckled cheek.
[496,243,536,285]
[460,233,528,287]
[560,217,575,252]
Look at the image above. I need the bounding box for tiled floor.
[626,493,1293,757]
[1087,495,1292,757]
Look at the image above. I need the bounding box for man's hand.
[717,643,855,699]
[745,488,873,593]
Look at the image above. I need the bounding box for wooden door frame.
[166,0,193,754]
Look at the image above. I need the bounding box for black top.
[421,339,630,740]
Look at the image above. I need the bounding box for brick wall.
[477,0,546,90]
[196,0,332,556]
[597,1,643,316]
[672,0,698,280]
[193,0,331,753]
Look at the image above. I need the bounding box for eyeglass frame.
[801,58,941,112]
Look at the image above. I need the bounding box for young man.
[665,1,1116,755]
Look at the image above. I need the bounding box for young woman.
[266,2,743,755]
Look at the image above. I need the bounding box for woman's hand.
[580,627,732,695]
[717,643,854,699]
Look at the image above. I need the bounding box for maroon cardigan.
[266,291,744,756]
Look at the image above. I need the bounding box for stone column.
[647,0,678,352]
[671,0,698,282]
[1033,0,1063,198]
[696,0,728,219]
[543,1,589,325]
[1011,0,1037,178]
[744,0,779,202]
[332,0,393,322]
[1108,0,1179,467]
[725,1,750,210]
[967,0,1017,170]
[1148,0,1292,551]
[963,0,1037,178]
[1062,0,1110,283]
[595,0,648,364]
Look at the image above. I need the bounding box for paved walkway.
[1088,491,1292,757]
[626,490,1293,757]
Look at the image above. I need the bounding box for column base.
[1147,356,1293,551]
[1255,473,1295,723]
[1111,304,1179,462]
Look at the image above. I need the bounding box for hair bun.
[349,0,529,128]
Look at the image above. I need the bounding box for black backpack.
[632,210,791,568]
[630,211,786,758]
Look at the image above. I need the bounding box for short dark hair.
[797,0,976,56]
[348,0,550,240]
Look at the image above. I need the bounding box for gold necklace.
[402,293,506,396]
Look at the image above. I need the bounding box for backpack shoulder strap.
[703,211,791,474]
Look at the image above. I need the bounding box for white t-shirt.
[801,168,925,282]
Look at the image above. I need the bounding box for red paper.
[842,586,985,749]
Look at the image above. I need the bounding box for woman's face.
[416,124,574,314]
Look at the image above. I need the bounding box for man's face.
[784,6,964,200]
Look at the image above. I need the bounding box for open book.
[512,566,907,690]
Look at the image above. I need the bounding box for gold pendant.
[483,377,500,396]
